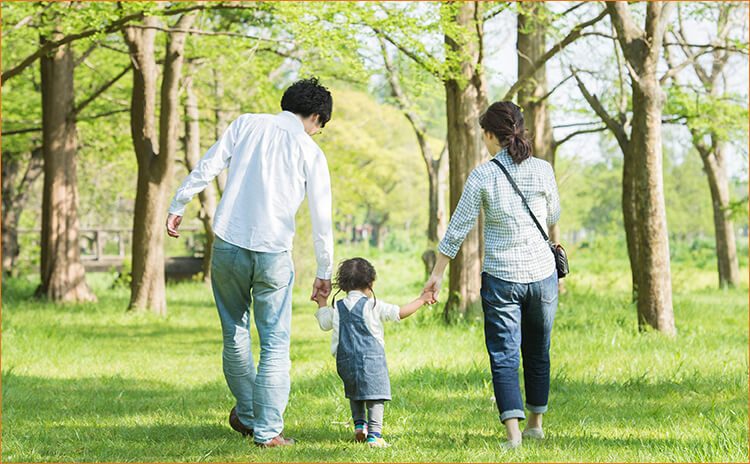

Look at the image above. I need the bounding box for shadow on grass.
[2,362,746,461]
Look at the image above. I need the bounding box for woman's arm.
[398,286,433,319]
[545,163,561,227]
[436,170,482,259]
[422,252,451,303]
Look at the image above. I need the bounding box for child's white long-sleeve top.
[315,290,401,357]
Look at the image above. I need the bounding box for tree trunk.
[608,1,676,335]
[517,1,563,259]
[442,2,488,322]
[213,68,228,195]
[36,38,96,302]
[436,145,449,240]
[184,71,216,283]
[124,14,195,315]
[379,35,447,243]
[1,149,43,275]
[700,141,739,287]
[668,3,741,289]
[630,83,674,335]
[621,146,641,301]
[1,157,21,276]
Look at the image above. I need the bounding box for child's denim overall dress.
[335,297,392,401]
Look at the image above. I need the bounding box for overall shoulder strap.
[350,296,369,317]
[490,158,549,242]
[336,299,349,321]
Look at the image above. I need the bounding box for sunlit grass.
[2,245,748,462]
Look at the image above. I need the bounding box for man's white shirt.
[169,111,334,279]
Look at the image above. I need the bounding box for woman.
[423,101,561,448]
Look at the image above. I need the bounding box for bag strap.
[490,157,549,242]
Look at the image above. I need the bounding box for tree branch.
[379,35,436,176]
[553,120,605,129]
[74,43,98,68]
[1,2,266,84]
[659,55,699,85]
[77,108,130,122]
[4,2,54,34]
[538,74,574,103]
[553,126,607,150]
[73,64,133,116]
[482,3,507,22]
[580,31,616,40]
[572,68,630,150]
[662,42,749,55]
[1,127,42,136]
[558,2,587,18]
[125,24,294,43]
[372,27,442,80]
[503,7,608,100]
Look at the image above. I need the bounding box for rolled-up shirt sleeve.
[306,149,334,280]
[438,169,482,259]
[168,116,244,216]
[374,300,401,323]
[544,163,561,227]
[315,305,334,331]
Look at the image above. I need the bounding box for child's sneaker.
[366,436,390,448]
[354,425,368,443]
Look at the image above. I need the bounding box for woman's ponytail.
[479,101,532,164]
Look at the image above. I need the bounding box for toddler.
[314,257,430,447]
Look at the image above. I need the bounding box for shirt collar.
[347,290,367,299]
[492,147,510,162]
[277,110,305,133]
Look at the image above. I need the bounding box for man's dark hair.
[280,77,333,128]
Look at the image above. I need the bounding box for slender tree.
[36,35,96,302]
[378,35,448,244]
[183,62,217,283]
[665,3,748,288]
[440,2,489,321]
[606,1,676,335]
[123,13,196,315]
[1,147,42,275]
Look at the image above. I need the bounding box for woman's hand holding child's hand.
[419,288,435,306]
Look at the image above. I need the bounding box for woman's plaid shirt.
[438,149,561,283]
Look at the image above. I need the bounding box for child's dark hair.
[331,257,377,306]
[479,101,532,164]
[280,77,333,128]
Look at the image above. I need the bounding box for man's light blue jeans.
[211,236,294,443]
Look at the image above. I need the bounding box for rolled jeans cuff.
[499,409,526,423]
[526,403,548,414]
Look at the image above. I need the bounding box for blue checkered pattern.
[438,148,561,283]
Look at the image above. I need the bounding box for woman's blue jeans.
[480,271,558,423]
[211,236,295,443]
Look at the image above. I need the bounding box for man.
[166,78,334,447]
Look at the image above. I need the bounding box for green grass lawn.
[2,245,748,462]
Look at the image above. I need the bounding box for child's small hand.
[314,294,328,308]
[419,288,435,305]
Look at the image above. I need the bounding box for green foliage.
[2,250,748,462]
[666,86,749,143]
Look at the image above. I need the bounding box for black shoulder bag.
[490,158,569,279]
